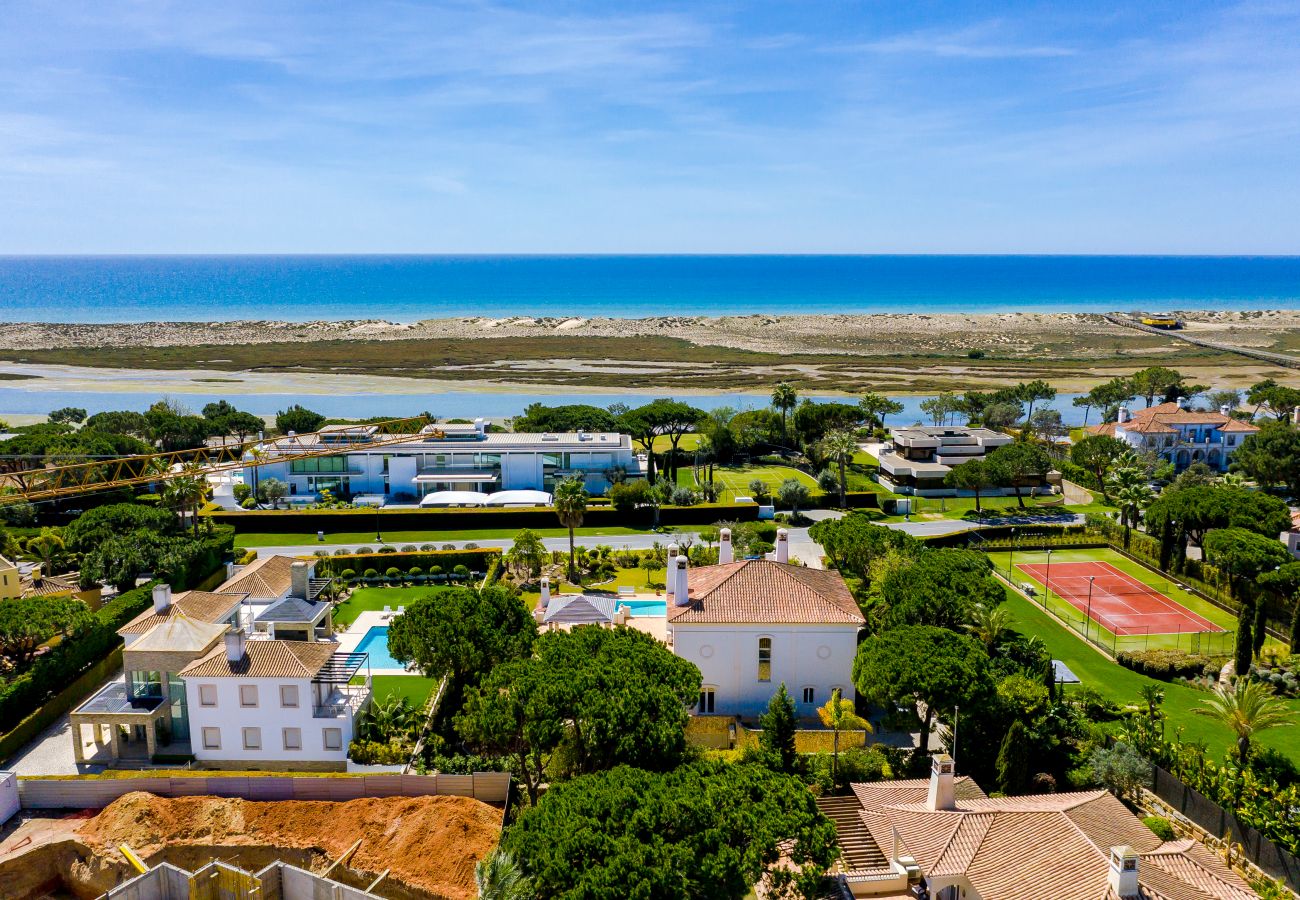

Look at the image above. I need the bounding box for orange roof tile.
[118,591,248,635]
[179,639,337,678]
[667,559,864,625]
[217,554,298,599]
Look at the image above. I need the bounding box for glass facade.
[168,674,189,741]
[290,456,350,474]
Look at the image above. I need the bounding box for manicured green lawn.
[988,547,1280,656]
[649,432,704,453]
[335,586,442,627]
[519,564,670,610]
[1002,588,1300,763]
[235,525,647,549]
[709,465,818,502]
[369,674,439,709]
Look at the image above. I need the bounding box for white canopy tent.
[484,490,553,507]
[420,490,490,507]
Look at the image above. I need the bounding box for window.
[280,685,299,708]
[239,685,258,708]
[201,727,221,750]
[282,728,302,751]
[198,685,218,707]
[698,688,716,714]
[129,670,162,699]
[802,687,816,705]
[242,727,262,750]
[757,637,772,682]
[323,728,343,751]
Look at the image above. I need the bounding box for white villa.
[69,555,367,771]
[876,425,1059,497]
[244,419,641,505]
[1088,401,1259,472]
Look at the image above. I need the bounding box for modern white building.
[875,425,1043,496]
[246,420,640,504]
[1088,401,1259,472]
[667,528,865,719]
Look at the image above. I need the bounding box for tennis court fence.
[991,560,1235,658]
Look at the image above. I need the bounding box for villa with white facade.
[1087,401,1259,472]
[69,555,365,771]
[876,424,1059,497]
[246,419,640,504]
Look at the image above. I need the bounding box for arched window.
[757,637,772,682]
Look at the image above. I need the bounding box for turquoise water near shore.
[2,255,1298,322]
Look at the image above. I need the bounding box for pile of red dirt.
[77,792,501,900]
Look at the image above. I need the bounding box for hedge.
[313,548,502,579]
[0,580,157,733]
[206,502,760,535]
[1116,649,1227,680]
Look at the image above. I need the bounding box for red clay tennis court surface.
[1015,560,1224,637]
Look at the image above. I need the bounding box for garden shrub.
[1143,816,1176,841]
[1116,649,1227,681]
[363,568,379,579]
[348,740,411,765]
[408,566,423,579]
[401,545,418,552]
[385,567,402,580]
[340,568,356,581]
[378,546,397,554]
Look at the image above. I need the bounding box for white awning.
[413,471,498,483]
[420,491,490,507]
[484,490,552,507]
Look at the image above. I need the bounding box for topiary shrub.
[452,564,469,581]
[355,546,375,555]
[377,546,397,554]
[363,568,379,580]
[1117,649,1227,681]
[385,566,402,580]
[429,565,444,581]
[340,568,356,581]
[408,566,423,579]
[333,548,352,556]
[419,543,436,551]
[1143,816,1176,841]
[401,545,418,553]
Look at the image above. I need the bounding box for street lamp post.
[374,505,383,544]
[1008,527,1017,574]
[1083,575,1096,643]
[1044,548,1053,607]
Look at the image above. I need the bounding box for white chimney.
[775,528,789,564]
[665,544,679,600]
[719,528,733,564]
[927,753,956,811]
[674,554,690,607]
[152,583,173,614]
[539,576,551,609]
[1108,846,1140,898]
[290,561,309,600]
[1116,406,1131,424]
[1219,404,1233,417]
[474,417,486,435]
[1176,396,1189,410]
[224,628,247,664]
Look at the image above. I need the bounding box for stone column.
[71,721,86,765]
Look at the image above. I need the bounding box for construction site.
[0,787,503,900]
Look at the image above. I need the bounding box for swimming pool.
[617,599,667,617]
[354,626,405,670]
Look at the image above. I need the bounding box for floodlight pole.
[1008,528,1017,573]
[1044,548,1053,602]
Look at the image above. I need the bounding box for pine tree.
[1290,601,1300,655]
[995,720,1030,795]
[1253,601,1268,659]
[759,683,798,774]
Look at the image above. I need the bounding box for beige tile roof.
[667,559,865,625]
[179,639,337,679]
[218,555,297,599]
[118,591,248,635]
[844,781,1254,900]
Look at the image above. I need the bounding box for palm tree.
[553,476,588,582]
[163,463,208,536]
[475,848,534,900]
[819,428,858,509]
[965,602,1014,651]
[771,382,797,440]
[27,528,66,574]
[1193,679,1294,761]
[1107,466,1153,549]
[817,688,872,785]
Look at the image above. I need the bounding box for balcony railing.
[313,683,371,719]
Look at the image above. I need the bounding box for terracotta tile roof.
[218,554,297,599]
[118,591,248,635]
[1088,402,1259,438]
[667,559,865,625]
[843,781,1254,899]
[21,572,78,597]
[179,639,337,678]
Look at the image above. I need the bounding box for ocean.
[1,255,1298,322]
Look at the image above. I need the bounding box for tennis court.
[710,465,817,501]
[1015,560,1223,637]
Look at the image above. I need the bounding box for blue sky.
[2,1,1299,253]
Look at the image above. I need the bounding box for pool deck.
[336,609,416,676]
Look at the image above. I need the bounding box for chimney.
[1220,404,1233,417]
[474,417,486,435]
[224,628,247,664]
[775,528,789,564]
[674,554,690,607]
[665,544,679,600]
[1176,396,1189,410]
[290,561,309,600]
[539,576,551,609]
[1116,406,1131,424]
[719,528,733,564]
[926,753,956,811]
[152,583,173,614]
[1108,846,1140,898]
[1293,407,1300,426]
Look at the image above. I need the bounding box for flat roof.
[75,682,164,716]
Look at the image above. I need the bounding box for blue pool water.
[355,626,404,670]
[617,599,667,617]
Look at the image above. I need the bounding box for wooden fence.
[16,771,511,809]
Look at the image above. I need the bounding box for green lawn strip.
[1001,589,1300,763]
[369,674,438,709]
[987,547,1281,656]
[710,465,818,502]
[335,586,441,627]
[519,564,669,611]
[235,525,647,548]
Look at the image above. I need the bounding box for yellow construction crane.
[0,415,431,505]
